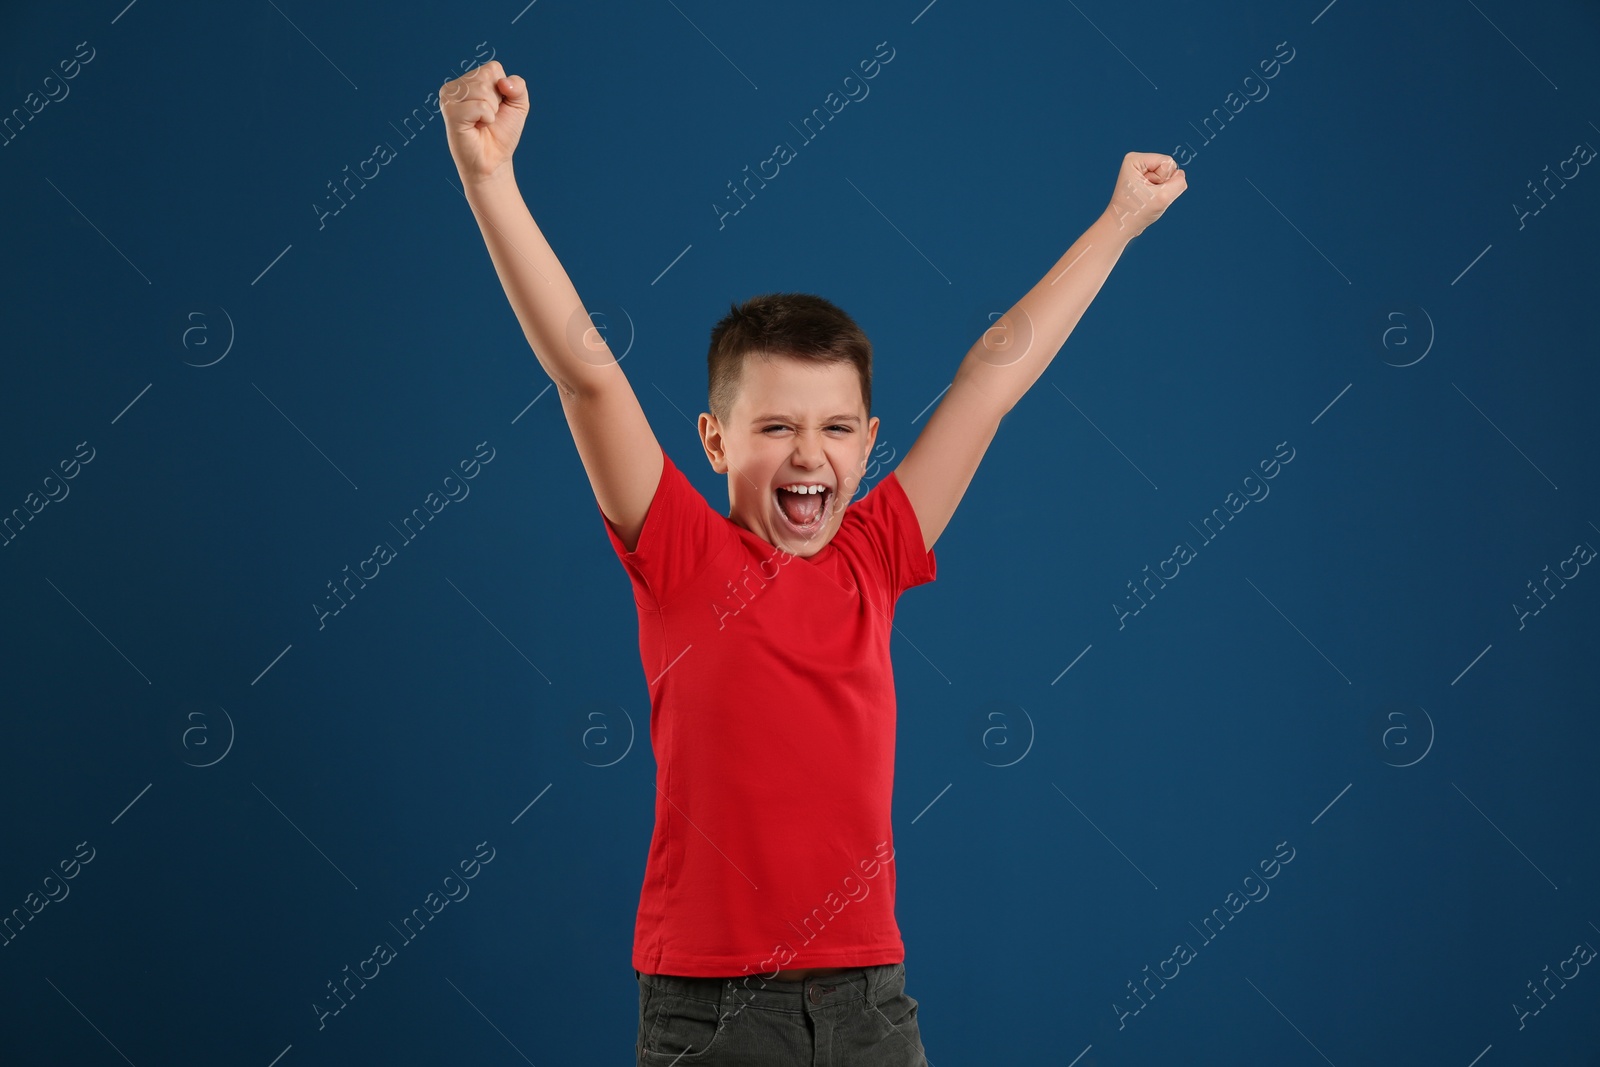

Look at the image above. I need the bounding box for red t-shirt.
[598,444,937,977]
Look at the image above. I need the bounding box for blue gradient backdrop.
[2,0,1598,1063]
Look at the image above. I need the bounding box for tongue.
[778,489,823,527]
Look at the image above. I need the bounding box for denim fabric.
[636,962,927,1066]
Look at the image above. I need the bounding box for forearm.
[952,206,1134,415]
[460,168,617,397]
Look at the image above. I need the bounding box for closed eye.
[763,425,854,433]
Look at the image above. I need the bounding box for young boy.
[442,61,1184,1066]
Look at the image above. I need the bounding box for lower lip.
[774,489,831,538]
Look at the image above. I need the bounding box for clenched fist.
[1104,152,1187,237]
[441,61,529,186]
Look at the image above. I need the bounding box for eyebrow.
[749,414,862,425]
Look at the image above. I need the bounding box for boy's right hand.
[441,61,529,186]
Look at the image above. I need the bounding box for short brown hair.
[707,292,872,424]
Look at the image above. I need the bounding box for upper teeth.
[778,484,828,494]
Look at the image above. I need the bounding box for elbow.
[552,374,581,401]
[558,361,626,403]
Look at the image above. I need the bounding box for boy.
[442,61,1184,1066]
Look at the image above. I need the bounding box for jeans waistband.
[637,963,897,1013]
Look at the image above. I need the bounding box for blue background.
[3,0,1598,1063]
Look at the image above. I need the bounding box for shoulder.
[834,472,937,591]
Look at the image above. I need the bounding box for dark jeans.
[636,962,927,1066]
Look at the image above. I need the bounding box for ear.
[698,413,727,473]
[845,416,881,497]
[857,415,880,472]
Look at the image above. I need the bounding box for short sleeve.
[850,470,938,597]
[597,445,730,608]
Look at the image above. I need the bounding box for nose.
[790,427,827,469]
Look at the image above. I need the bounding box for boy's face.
[699,354,879,558]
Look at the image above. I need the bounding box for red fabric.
[598,444,937,977]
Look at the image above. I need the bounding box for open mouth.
[773,484,833,537]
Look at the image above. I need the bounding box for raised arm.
[893,152,1188,553]
[442,61,662,551]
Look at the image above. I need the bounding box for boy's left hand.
[1104,152,1187,237]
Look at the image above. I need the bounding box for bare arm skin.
[894,152,1188,553]
[442,61,662,551]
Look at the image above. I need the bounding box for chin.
[784,533,830,556]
